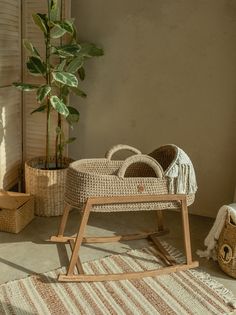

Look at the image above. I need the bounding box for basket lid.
[0,191,33,210]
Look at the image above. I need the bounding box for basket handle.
[118,154,164,178]
[105,144,141,160]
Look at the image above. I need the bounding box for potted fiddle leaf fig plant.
[13,0,103,216]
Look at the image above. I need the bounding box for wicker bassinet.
[65,144,197,212]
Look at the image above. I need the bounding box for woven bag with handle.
[217,214,236,278]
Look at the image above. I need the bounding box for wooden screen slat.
[22,0,70,161]
[0,0,21,87]
[0,87,21,189]
[0,0,21,189]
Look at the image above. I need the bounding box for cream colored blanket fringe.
[165,145,197,195]
[197,204,236,260]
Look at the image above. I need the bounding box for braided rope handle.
[105,144,141,160]
[118,154,163,178]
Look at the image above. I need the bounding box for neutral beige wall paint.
[70,0,236,217]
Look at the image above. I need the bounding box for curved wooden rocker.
[50,194,199,282]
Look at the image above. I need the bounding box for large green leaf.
[50,0,58,10]
[50,24,67,39]
[27,57,46,76]
[50,20,74,38]
[54,20,74,34]
[70,86,87,98]
[23,40,40,57]
[53,44,81,58]
[37,85,51,103]
[72,23,77,41]
[55,59,67,72]
[50,96,69,117]
[80,43,104,57]
[31,105,47,114]
[13,82,38,91]
[50,0,59,21]
[32,13,48,34]
[78,67,85,80]
[61,85,69,102]
[67,56,83,73]
[67,106,80,124]
[52,71,78,87]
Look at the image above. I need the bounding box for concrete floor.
[0,209,235,297]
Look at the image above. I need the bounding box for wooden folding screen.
[0,0,70,189]
[0,0,22,189]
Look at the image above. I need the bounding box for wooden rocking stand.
[50,194,199,282]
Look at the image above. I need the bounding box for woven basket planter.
[25,156,73,217]
[217,215,236,278]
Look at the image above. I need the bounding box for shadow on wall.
[0,303,34,315]
[69,0,236,217]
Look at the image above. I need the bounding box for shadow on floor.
[1,208,232,287]
[0,304,34,315]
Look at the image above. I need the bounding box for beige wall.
[70,0,236,217]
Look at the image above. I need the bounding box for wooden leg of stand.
[181,197,193,265]
[57,204,71,237]
[51,230,169,243]
[56,195,199,282]
[156,210,164,232]
[150,234,176,265]
[69,240,84,275]
[59,262,199,282]
[66,201,92,276]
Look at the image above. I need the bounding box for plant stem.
[55,122,58,169]
[56,1,63,169]
[55,113,62,169]
[59,120,62,168]
[45,0,51,169]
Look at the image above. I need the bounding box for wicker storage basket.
[25,156,73,217]
[217,215,236,278]
[65,151,195,212]
[0,191,34,233]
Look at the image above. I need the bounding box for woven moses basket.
[217,214,236,278]
[65,144,197,212]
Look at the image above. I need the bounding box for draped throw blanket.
[164,145,198,195]
[197,204,236,260]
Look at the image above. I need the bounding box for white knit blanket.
[165,145,197,195]
[197,204,236,260]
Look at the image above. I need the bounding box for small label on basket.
[137,184,145,193]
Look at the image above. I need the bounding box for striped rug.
[0,241,235,315]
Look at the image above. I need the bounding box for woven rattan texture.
[217,217,236,278]
[25,157,73,216]
[0,198,34,233]
[65,157,195,212]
